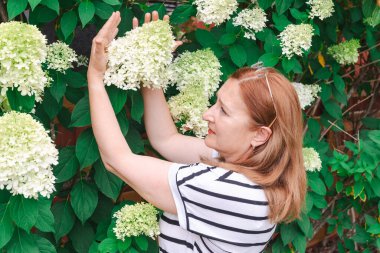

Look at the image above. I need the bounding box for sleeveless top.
[158,162,276,253]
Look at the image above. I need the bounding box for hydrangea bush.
[1,0,379,252]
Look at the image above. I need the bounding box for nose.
[202,104,215,122]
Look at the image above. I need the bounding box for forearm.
[141,87,178,147]
[88,75,132,164]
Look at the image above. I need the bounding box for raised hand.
[88,12,121,79]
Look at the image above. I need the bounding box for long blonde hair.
[206,67,306,224]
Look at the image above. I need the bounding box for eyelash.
[221,106,227,115]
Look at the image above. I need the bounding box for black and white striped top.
[159,163,276,253]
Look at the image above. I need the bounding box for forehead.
[218,78,248,112]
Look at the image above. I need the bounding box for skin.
[87,11,271,215]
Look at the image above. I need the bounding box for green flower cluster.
[0,21,48,102]
[327,39,360,65]
[302,147,322,172]
[46,41,78,73]
[113,202,160,240]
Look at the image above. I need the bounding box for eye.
[221,106,227,115]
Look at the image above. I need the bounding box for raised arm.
[140,12,213,164]
[87,11,176,214]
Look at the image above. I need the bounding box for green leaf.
[290,8,308,20]
[78,1,95,27]
[70,96,91,127]
[69,222,95,253]
[259,53,280,67]
[102,0,120,5]
[0,203,14,248]
[75,128,100,169]
[61,10,78,39]
[126,125,145,154]
[54,146,80,183]
[170,4,196,25]
[323,99,342,119]
[42,89,62,120]
[134,236,148,251]
[280,223,298,244]
[145,3,166,19]
[34,236,56,253]
[296,213,311,236]
[367,223,380,234]
[305,193,313,213]
[7,228,39,253]
[94,160,123,201]
[70,180,98,223]
[336,181,343,193]
[117,238,132,252]
[195,29,217,47]
[7,0,28,20]
[52,200,76,242]
[370,177,380,197]
[6,88,35,113]
[368,130,380,145]
[130,91,144,123]
[333,75,345,94]
[64,70,87,88]
[9,195,39,232]
[229,44,247,67]
[282,57,296,73]
[353,181,364,199]
[292,233,307,253]
[311,192,327,208]
[98,238,118,253]
[117,109,129,136]
[94,0,114,20]
[29,5,58,24]
[28,0,42,10]
[49,72,66,103]
[320,83,332,103]
[258,0,274,10]
[35,199,55,233]
[275,0,294,15]
[107,86,128,114]
[40,0,59,14]
[219,33,236,46]
[272,12,291,31]
[362,0,376,17]
[308,174,326,196]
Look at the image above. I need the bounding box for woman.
[88,11,306,253]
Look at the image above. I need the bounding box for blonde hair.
[205,67,306,223]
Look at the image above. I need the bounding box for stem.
[0,0,8,22]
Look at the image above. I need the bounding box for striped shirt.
[159,163,276,253]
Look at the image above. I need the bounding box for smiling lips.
[208,129,215,135]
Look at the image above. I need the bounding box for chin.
[204,136,216,149]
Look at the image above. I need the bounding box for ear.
[250,127,272,149]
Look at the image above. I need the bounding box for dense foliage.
[0,0,379,252]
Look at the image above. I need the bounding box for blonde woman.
[88,11,306,253]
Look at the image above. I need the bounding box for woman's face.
[203,78,256,163]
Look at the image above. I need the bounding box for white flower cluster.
[168,49,222,137]
[327,39,360,65]
[168,85,210,138]
[232,7,267,40]
[193,0,238,25]
[291,82,321,109]
[104,20,175,90]
[46,41,78,73]
[0,21,48,102]
[168,49,221,98]
[113,202,160,240]
[0,112,57,199]
[307,0,335,20]
[303,147,322,172]
[279,24,314,59]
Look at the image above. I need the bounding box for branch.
[0,0,8,22]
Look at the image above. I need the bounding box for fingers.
[133,17,138,29]
[152,11,159,21]
[97,12,121,39]
[144,13,151,23]
[163,15,169,22]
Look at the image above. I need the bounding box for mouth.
[208,128,215,135]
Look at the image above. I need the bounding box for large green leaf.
[102,0,120,5]
[53,146,80,183]
[61,10,78,39]
[6,89,35,113]
[308,174,327,196]
[94,160,123,201]
[41,0,59,14]
[52,200,76,242]
[296,213,311,236]
[42,89,62,120]
[98,238,118,253]
[229,44,247,67]
[134,236,148,251]
[259,53,280,67]
[6,228,39,253]
[170,4,196,25]
[34,236,56,253]
[280,222,298,244]
[49,72,66,103]
[9,195,39,232]
[195,29,217,47]
[28,0,42,10]
[144,3,166,19]
[292,233,307,253]
[117,109,129,136]
[0,203,14,248]
[7,0,28,20]
[35,199,55,233]
[107,86,128,114]
[130,91,144,123]
[69,221,96,253]
[218,33,236,46]
[94,0,114,20]
[78,1,95,27]
[64,70,87,88]
[75,128,100,169]
[70,180,98,223]
[70,95,91,127]
[275,0,294,15]
[323,99,343,119]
